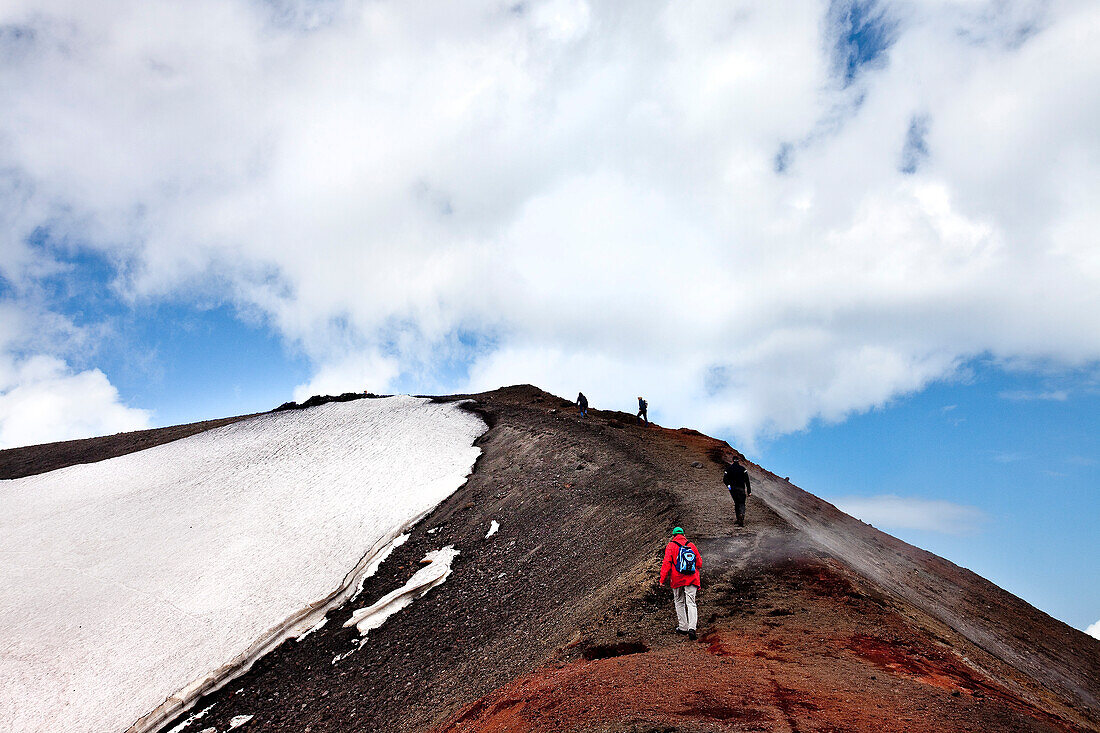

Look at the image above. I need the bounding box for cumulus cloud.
[0,354,150,449]
[830,494,987,535]
[291,353,399,403]
[1087,620,1100,640]
[0,292,148,448]
[0,0,1098,445]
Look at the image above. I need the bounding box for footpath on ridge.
[149,385,1097,733]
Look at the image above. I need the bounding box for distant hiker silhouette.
[723,461,752,527]
[660,527,701,640]
[576,392,588,418]
[637,396,648,425]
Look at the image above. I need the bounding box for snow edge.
[128,408,486,733]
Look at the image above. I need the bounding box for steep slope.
[0,397,484,733]
[152,385,1099,733]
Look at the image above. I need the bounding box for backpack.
[724,463,746,487]
[674,542,697,574]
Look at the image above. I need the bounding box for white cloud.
[0,296,149,448]
[1087,619,1100,640]
[999,389,1069,401]
[830,494,986,535]
[0,0,1098,444]
[292,353,399,402]
[0,355,150,449]
[531,0,591,42]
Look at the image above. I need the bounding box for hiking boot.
[675,628,688,635]
[688,630,697,640]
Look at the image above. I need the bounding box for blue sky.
[1,0,1097,635]
[759,361,1100,632]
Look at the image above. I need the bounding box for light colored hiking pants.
[673,585,698,632]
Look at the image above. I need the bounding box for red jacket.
[660,534,701,588]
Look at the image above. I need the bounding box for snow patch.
[294,616,327,642]
[486,520,500,538]
[0,396,485,733]
[331,648,357,665]
[228,715,253,728]
[165,703,214,733]
[344,546,460,636]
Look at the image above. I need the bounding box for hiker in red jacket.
[659,527,701,640]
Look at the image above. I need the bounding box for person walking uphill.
[637,396,648,425]
[724,460,752,527]
[660,527,701,640]
[576,392,588,418]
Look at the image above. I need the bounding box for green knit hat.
[672,526,684,535]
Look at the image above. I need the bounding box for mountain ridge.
[5,385,1097,732]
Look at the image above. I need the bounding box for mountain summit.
[2,385,1097,732]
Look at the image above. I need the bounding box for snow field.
[0,397,485,733]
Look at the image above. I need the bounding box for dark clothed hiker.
[659,527,701,639]
[576,392,588,418]
[723,462,752,527]
[637,396,648,425]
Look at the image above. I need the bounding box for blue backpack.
[674,542,697,574]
